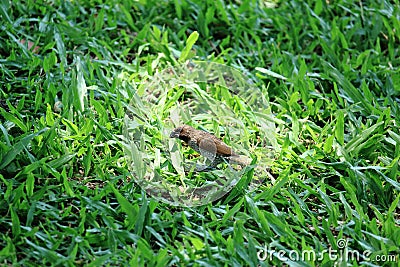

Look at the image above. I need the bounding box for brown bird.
[170,125,250,169]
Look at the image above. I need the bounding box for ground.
[0,0,399,266]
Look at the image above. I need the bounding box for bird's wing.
[198,137,217,162]
[193,129,236,157]
[212,137,235,156]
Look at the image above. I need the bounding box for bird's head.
[170,126,185,138]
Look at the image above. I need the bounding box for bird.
[170,125,251,169]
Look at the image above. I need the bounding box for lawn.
[0,0,399,266]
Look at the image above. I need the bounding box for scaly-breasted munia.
[170,125,250,168]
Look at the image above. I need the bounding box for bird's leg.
[210,156,223,168]
[183,162,197,173]
[183,162,215,172]
[193,156,224,172]
[184,156,222,172]
[196,164,215,172]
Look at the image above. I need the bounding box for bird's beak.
[170,130,179,138]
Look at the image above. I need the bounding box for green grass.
[0,0,399,266]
